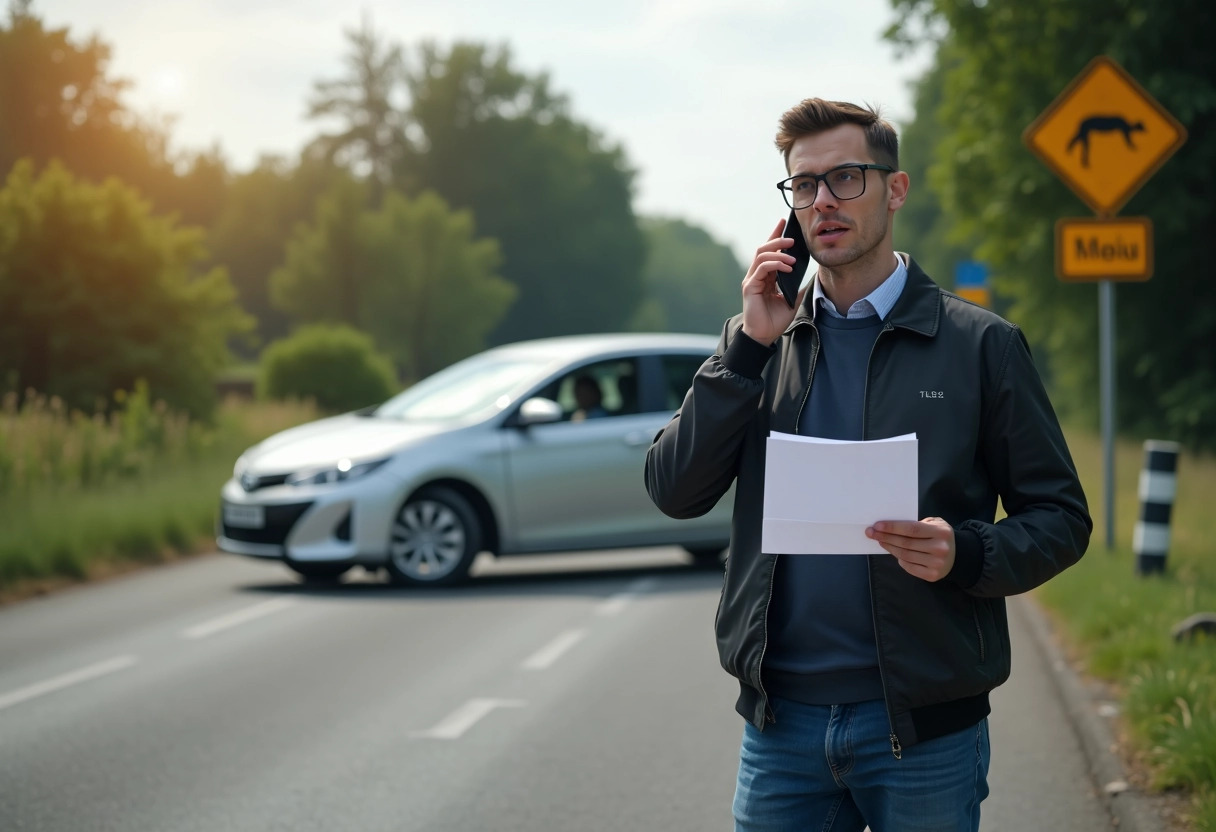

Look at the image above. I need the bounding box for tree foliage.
[397,41,645,343]
[258,324,397,413]
[398,43,646,343]
[307,13,407,203]
[630,217,744,335]
[888,0,1216,451]
[268,176,370,331]
[358,190,514,379]
[0,4,229,226]
[270,187,513,381]
[302,33,646,347]
[207,156,352,353]
[890,52,977,296]
[0,161,251,416]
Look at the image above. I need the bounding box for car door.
[501,356,673,552]
[501,351,733,553]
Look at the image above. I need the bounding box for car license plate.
[223,504,265,529]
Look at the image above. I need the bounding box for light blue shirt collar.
[812,254,907,321]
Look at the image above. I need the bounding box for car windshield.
[372,354,554,422]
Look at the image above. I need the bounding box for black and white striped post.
[1134,440,1180,575]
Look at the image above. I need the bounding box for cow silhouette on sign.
[1066,115,1146,168]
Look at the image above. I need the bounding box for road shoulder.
[1014,594,1193,832]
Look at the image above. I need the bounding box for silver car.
[218,333,732,585]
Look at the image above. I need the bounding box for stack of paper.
[762,432,918,555]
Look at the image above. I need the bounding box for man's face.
[786,124,906,270]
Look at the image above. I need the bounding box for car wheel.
[386,486,481,587]
[287,561,352,583]
[684,546,725,568]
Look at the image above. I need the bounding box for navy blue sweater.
[763,311,886,705]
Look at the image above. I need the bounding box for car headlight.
[286,457,391,487]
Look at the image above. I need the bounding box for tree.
[397,41,646,343]
[890,50,977,296]
[630,217,744,335]
[0,2,134,177]
[306,13,406,204]
[209,156,353,351]
[269,175,370,328]
[0,161,251,416]
[888,0,1216,451]
[0,4,230,227]
[270,187,513,380]
[360,190,514,378]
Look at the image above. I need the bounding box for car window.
[534,359,640,421]
[374,356,552,421]
[660,354,708,411]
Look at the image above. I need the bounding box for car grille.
[240,473,291,492]
[221,501,313,545]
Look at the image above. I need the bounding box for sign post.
[1024,56,1186,550]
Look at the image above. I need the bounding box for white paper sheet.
[761,432,918,554]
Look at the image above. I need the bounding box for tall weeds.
[0,386,318,590]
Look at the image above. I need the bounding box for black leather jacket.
[645,257,1091,752]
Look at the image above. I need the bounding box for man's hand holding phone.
[741,218,808,346]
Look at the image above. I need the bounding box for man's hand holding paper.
[866,517,957,582]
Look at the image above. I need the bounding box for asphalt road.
[0,549,1113,831]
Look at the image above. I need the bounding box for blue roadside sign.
[954,260,991,307]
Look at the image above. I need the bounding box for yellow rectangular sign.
[955,287,991,308]
[1056,217,1152,281]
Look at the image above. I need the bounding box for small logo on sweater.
[920,390,945,399]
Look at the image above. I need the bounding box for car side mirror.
[511,397,564,427]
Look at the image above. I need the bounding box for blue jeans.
[733,697,990,832]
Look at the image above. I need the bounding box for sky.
[37,0,933,264]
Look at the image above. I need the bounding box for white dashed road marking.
[182,597,296,640]
[0,655,139,712]
[410,698,526,739]
[520,629,587,670]
[596,577,659,616]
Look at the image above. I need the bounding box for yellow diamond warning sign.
[1056,217,1152,282]
[1024,56,1186,216]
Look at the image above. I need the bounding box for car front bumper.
[217,472,404,564]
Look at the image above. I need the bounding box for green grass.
[0,457,235,584]
[0,396,317,596]
[1038,428,1216,829]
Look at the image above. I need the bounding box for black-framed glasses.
[776,164,895,209]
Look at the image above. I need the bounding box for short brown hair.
[775,99,899,170]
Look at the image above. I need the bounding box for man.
[570,374,607,421]
[644,99,1091,831]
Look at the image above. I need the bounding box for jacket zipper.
[867,557,902,760]
[972,603,987,662]
[757,560,778,723]
[863,321,903,759]
[759,327,820,725]
[793,334,819,430]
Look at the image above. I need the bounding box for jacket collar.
[790,253,941,338]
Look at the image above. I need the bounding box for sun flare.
[150,67,185,102]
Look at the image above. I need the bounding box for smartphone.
[777,209,812,309]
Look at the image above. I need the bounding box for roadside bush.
[258,325,398,413]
